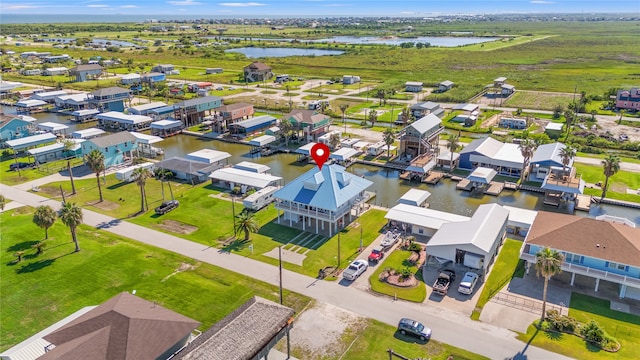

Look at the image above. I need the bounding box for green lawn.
[369,249,427,302]
[577,152,640,165]
[516,293,640,360]
[575,163,640,203]
[340,319,488,360]
[0,207,310,352]
[471,239,524,320]
[0,157,84,186]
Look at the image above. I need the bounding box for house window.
[607,262,626,271]
[565,253,581,264]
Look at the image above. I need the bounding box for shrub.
[408,242,422,253]
[581,320,605,344]
[546,310,578,332]
[398,267,413,281]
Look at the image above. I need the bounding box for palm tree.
[367,109,378,127]
[85,150,105,202]
[234,211,260,241]
[339,103,349,133]
[32,241,46,255]
[559,145,575,176]
[62,140,77,195]
[329,132,341,150]
[280,118,294,147]
[383,127,395,159]
[60,202,83,252]
[535,247,564,323]
[0,194,5,211]
[518,138,537,184]
[132,167,153,213]
[376,89,386,106]
[563,110,574,141]
[398,107,413,125]
[33,205,57,239]
[601,154,620,200]
[446,133,460,173]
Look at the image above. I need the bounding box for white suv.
[458,272,479,295]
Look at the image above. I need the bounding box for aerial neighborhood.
[1,9,639,360]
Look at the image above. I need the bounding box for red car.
[368,246,385,263]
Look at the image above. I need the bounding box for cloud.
[4,4,42,9]
[399,11,416,14]
[218,2,266,7]
[167,0,202,5]
[88,4,109,7]
[323,3,350,6]
[120,5,138,8]
[530,1,555,3]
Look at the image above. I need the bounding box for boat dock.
[457,179,473,191]
[484,181,505,196]
[575,194,592,211]
[422,171,444,184]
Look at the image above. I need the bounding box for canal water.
[3,106,640,224]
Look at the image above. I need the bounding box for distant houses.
[69,64,103,82]
[615,88,640,112]
[342,75,361,85]
[404,81,424,92]
[438,80,454,92]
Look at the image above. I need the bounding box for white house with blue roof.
[529,142,573,181]
[273,164,373,236]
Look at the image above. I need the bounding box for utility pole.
[337,233,341,268]
[279,246,283,304]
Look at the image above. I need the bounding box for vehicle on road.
[154,200,179,215]
[458,272,480,295]
[342,259,368,281]
[397,318,432,341]
[10,162,34,171]
[433,269,456,296]
[367,246,385,263]
[215,86,224,90]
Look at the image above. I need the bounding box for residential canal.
[3,106,639,224]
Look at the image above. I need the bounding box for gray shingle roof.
[87,131,137,148]
[90,86,131,97]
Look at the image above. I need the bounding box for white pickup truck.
[342,259,368,281]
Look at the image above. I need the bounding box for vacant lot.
[505,91,575,111]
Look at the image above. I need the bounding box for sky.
[1,0,638,16]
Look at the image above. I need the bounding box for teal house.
[0,114,36,142]
[81,131,138,168]
[88,87,132,112]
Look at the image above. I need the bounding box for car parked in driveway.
[397,318,432,341]
[342,259,368,281]
[367,246,385,263]
[458,271,480,295]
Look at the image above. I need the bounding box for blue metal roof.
[274,164,373,211]
[531,142,567,168]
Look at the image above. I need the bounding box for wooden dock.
[399,171,412,180]
[456,179,473,191]
[484,181,505,196]
[575,194,592,211]
[544,192,561,206]
[504,182,518,190]
[423,171,444,184]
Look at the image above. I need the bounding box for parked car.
[367,246,385,263]
[433,269,456,296]
[342,259,368,281]
[215,86,224,90]
[458,272,480,295]
[228,87,236,90]
[154,200,179,215]
[397,318,432,341]
[9,162,34,171]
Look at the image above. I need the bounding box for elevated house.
[173,96,223,127]
[214,102,255,133]
[142,72,166,83]
[88,87,132,112]
[81,131,138,168]
[120,73,142,85]
[243,61,273,83]
[31,90,68,104]
[342,75,360,85]
[0,292,200,360]
[529,142,573,182]
[458,137,524,177]
[520,212,640,300]
[54,93,88,111]
[229,115,277,137]
[615,88,640,112]
[127,101,168,116]
[438,80,454,92]
[285,109,332,143]
[96,111,154,131]
[404,81,424,92]
[528,142,585,205]
[43,67,68,76]
[5,133,57,152]
[151,64,175,74]
[409,101,445,119]
[274,164,373,237]
[0,114,36,142]
[399,113,443,162]
[69,64,103,82]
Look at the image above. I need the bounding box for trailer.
[115,162,155,182]
[242,186,279,211]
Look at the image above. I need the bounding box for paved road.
[573,156,640,173]
[0,184,570,360]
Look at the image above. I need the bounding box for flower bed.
[540,310,620,352]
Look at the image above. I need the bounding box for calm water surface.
[225,47,344,58]
[4,106,639,224]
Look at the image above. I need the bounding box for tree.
[339,103,349,132]
[14,251,25,263]
[234,211,260,241]
[398,107,413,125]
[518,138,537,184]
[601,154,620,200]
[446,133,460,173]
[376,89,386,106]
[618,109,625,125]
[552,105,563,119]
[32,241,46,255]
[563,110,574,142]
[280,118,294,147]
[60,202,83,252]
[84,150,105,202]
[0,194,5,211]
[535,247,564,323]
[132,167,153,213]
[559,145,575,176]
[383,127,395,159]
[329,132,341,150]
[33,205,57,239]
[367,109,378,127]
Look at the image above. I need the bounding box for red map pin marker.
[310,143,330,170]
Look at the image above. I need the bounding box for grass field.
[0,157,85,186]
[505,91,575,111]
[575,163,640,194]
[369,249,427,302]
[516,293,640,360]
[0,207,310,352]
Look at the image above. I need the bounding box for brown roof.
[0,113,15,126]
[174,296,294,360]
[526,211,640,266]
[41,292,200,360]
[286,109,330,125]
[245,61,271,71]
[218,102,253,112]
